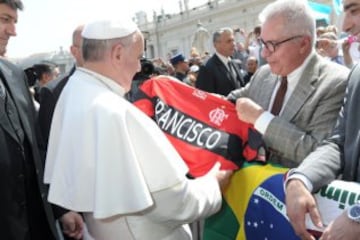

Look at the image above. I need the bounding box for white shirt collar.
[286,50,315,92]
[215,51,232,66]
[270,50,315,114]
[283,50,315,101]
[77,67,126,97]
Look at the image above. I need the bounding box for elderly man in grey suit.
[286,0,360,239]
[227,0,349,168]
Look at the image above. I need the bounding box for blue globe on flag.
[244,174,300,240]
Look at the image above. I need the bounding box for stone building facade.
[137,0,336,60]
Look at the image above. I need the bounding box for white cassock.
[44,67,222,240]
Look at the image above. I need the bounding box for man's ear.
[111,43,123,62]
[300,35,312,54]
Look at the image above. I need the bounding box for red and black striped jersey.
[133,76,261,177]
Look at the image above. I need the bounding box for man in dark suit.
[286,0,360,239]
[38,25,85,239]
[195,27,245,96]
[0,0,58,239]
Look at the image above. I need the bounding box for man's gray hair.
[213,27,233,44]
[82,32,137,62]
[259,0,315,45]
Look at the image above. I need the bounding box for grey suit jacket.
[228,53,349,167]
[296,64,360,191]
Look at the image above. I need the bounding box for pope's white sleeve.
[147,173,222,224]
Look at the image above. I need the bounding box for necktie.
[228,61,238,87]
[271,76,287,115]
[259,76,288,161]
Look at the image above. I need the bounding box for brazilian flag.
[203,162,301,240]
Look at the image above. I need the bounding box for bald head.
[70,25,84,67]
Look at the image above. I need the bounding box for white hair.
[259,0,316,45]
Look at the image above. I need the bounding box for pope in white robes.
[44,18,229,240]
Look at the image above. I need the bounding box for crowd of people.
[2,0,360,239]
[131,21,357,98]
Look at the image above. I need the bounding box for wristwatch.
[347,202,360,223]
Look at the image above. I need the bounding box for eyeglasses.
[260,35,303,53]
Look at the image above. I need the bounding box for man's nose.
[342,14,352,34]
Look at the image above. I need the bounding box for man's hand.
[235,97,264,124]
[60,211,84,239]
[320,211,360,240]
[316,38,333,50]
[286,179,322,240]
[215,169,233,193]
[208,162,233,193]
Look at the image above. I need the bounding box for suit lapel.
[214,55,236,88]
[258,72,277,110]
[282,54,318,121]
[0,93,20,142]
[0,60,34,145]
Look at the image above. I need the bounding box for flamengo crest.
[192,89,207,100]
[209,107,228,126]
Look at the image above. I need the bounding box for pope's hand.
[208,162,233,192]
[60,211,84,239]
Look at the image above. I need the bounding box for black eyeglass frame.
[260,35,304,53]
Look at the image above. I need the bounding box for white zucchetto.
[82,18,139,40]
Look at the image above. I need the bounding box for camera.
[133,58,155,81]
[127,58,156,102]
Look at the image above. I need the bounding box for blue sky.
[7,0,207,58]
